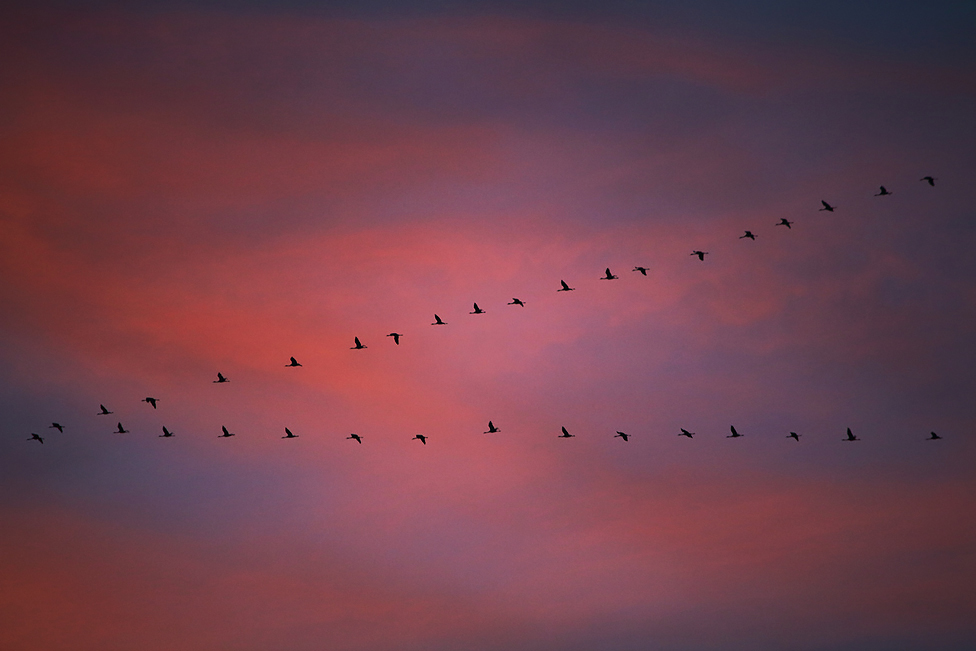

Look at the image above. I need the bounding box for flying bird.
[727,425,742,438]
[508,298,525,306]
[29,433,44,444]
[776,218,794,229]
[875,186,892,196]
[614,431,630,442]
[679,428,695,438]
[413,434,427,445]
[220,426,235,438]
[558,280,575,292]
[470,303,485,314]
[160,427,174,438]
[214,372,229,383]
[283,427,298,439]
[844,428,859,442]
[98,404,113,415]
[601,268,618,280]
[49,423,64,433]
[484,421,500,433]
[116,422,129,434]
[143,397,159,409]
[819,200,836,212]
[387,333,403,345]
[286,357,302,367]
[432,314,447,325]
[788,432,800,442]
[920,176,936,186]
[927,431,942,440]
[739,231,756,240]
[351,337,367,349]
[559,426,575,438]
[347,433,363,444]
[691,251,708,261]
[633,266,649,276]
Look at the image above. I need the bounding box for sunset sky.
[1,2,974,650]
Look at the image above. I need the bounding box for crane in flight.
[160,427,174,438]
[776,218,794,229]
[559,426,575,438]
[788,432,800,442]
[214,372,229,383]
[601,268,618,280]
[819,200,837,212]
[286,357,302,367]
[387,333,403,345]
[875,186,892,196]
[413,434,427,445]
[143,397,159,409]
[927,431,942,440]
[432,314,447,325]
[679,428,695,438]
[691,251,708,261]
[844,428,859,442]
[29,433,44,444]
[220,426,235,438]
[115,422,129,434]
[98,404,113,415]
[614,431,630,442]
[633,266,649,276]
[508,298,525,306]
[558,280,575,292]
[283,428,298,439]
[49,423,64,433]
[920,176,936,186]
[470,303,485,314]
[484,421,500,433]
[347,433,363,444]
[351,337,367,349]
[727,425,742,438]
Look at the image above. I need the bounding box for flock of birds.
[24,179,948,448]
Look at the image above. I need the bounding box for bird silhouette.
[776,218,794,229]
[214,372,229,383]
[283,427,298,439]
[679,428,695,438]
[29,433,44,444]
[116,422,129,434]
[432,314,447,325]
[559,426,574,438]
[49,423,64,433]
[387,333,403,345]
[844,428,859,442]
[351,337,367,349]
[98,404,113,415]
[508,298,525,307]
[484,421,500,433]
[614,431,630,441]
[927,431,942,440]
[691,251,708,261]
[875,186,892,196]
[920,176,936,186]
[219,426,235,438]
[819,200,836,212]
[143,397,159,409]
[160,426,174,438]
[739,231,756,240]
[558,280,575,292]
[727,425,742,438]
[633,266,649,276]
[470,303,485,314]
[788,432,800,442]
[286,357,302,367]
[601,268,618,280]
[347,433,363,444]
[413,434,427,445]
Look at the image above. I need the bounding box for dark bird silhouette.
[484,421,500,433]
[727,425,742,438]
[220,426,235,438]
[160,426,174,438]
[875,186,892,196]
[776,218,794,229]
[559,426,574,438]
[739,230,756,240]
[49,423,64,433]
[601,268,618,280]
[347,433,363,444]
[286,356,302,367]
[283,427,297,439]
[29,433,44,444]
[920,176,936,186]
[844,427,859,442]
[679,428,695,438]
[98,404,113,415]
[470,303,485,314]
[214,372,229,383]
[788,432,800,442]
[633,266,649,276]
[432,314,447,325]
[143,397,159,409]
[413,434,427,445]
[819,200,836,212]
[691,251,708,261]
[387,333,403,345]
[116,422,129,434]
[927,431,942,440]
[351,337,367,349]
[508,298,525,307]
[614,431,630,442]
[558,280,575,292]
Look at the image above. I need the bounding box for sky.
[1,2,974,650]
